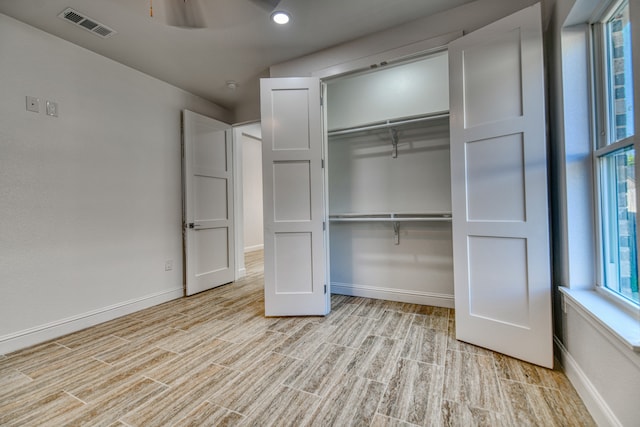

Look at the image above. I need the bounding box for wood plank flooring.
[0,251,595,426]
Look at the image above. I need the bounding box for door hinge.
[323,221,326,231]
[320,96,324,106]
[324,284,327,294]
[321,159,325,169]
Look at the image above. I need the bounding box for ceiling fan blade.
[248,0,282,12]
[164,0,207,28]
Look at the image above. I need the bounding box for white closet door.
[449,4,552,367]
[260,78,329,316]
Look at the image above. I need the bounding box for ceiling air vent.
[58,8,116,39]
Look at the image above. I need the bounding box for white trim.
[0,287,183,355]
[554,337,623,427]
[560,287,640,356]
[331,282,454,308]
[594,135,635,156]
[232,126,245,281]
[311,31,462,80]
[232,119,261,127]
[241,132,262,142]
[600,0,629,22]
[596,284,640,317]
[244,244,264,253]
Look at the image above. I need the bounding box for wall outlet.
[165,260,173,271]
[26,96,39,113]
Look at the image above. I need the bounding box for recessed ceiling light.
[271,11,290,25]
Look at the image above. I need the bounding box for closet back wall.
[327,54,454,307]
[327,52,449,130]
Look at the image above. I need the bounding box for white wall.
[547,1,640,425]
[326,52,453,307]
[233,69,269,124]
[328,123,451,214]
[328,124,453,307]
[559,301,640,427]
[270,0,539,78]
[241,127,263,252]
[233,0,546,122]
[0,13,232,354]
[232,122,262,279]
[326,52,449,130]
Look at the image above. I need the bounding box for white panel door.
[183,110,235,296]
[449,4,553,367]
[260,78,328,316]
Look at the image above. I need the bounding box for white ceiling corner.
[0,0,476,114]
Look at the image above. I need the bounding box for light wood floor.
[1,251,595,426]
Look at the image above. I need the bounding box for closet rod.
[327,112,449,137]
[329,213,452,222]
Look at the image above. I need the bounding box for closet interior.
[325,50,455,308]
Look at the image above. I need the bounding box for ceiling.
[0,0,476,113]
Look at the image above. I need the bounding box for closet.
[260,3,553,367]
[325,52,454,308]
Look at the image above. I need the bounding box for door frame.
[316,35,461,305]
[232,33,463,281]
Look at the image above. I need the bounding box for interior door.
[183,110,235,296]
[449,3,553,367]
[260,77,329,316]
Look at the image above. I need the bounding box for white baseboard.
[236,267,247,280]
[331,282,454,308]
[554,337,622,427]
[0,287,183,355]
[244,244,264,253]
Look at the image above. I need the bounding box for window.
[594,0,639,305]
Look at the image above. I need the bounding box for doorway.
[233,122,264,280]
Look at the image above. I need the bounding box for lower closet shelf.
[328,213,451,245]
[328,213,452,222]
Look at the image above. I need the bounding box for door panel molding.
[261,78,329,316]
[449,3,553,368]
[183,110,235,296]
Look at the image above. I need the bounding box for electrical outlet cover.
[26,96,39,113]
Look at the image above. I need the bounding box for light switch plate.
[26,96,39,113]
[46,101,58,117]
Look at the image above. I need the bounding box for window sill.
[559,287,640,352]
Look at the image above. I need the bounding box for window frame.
[591,0,640,312]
